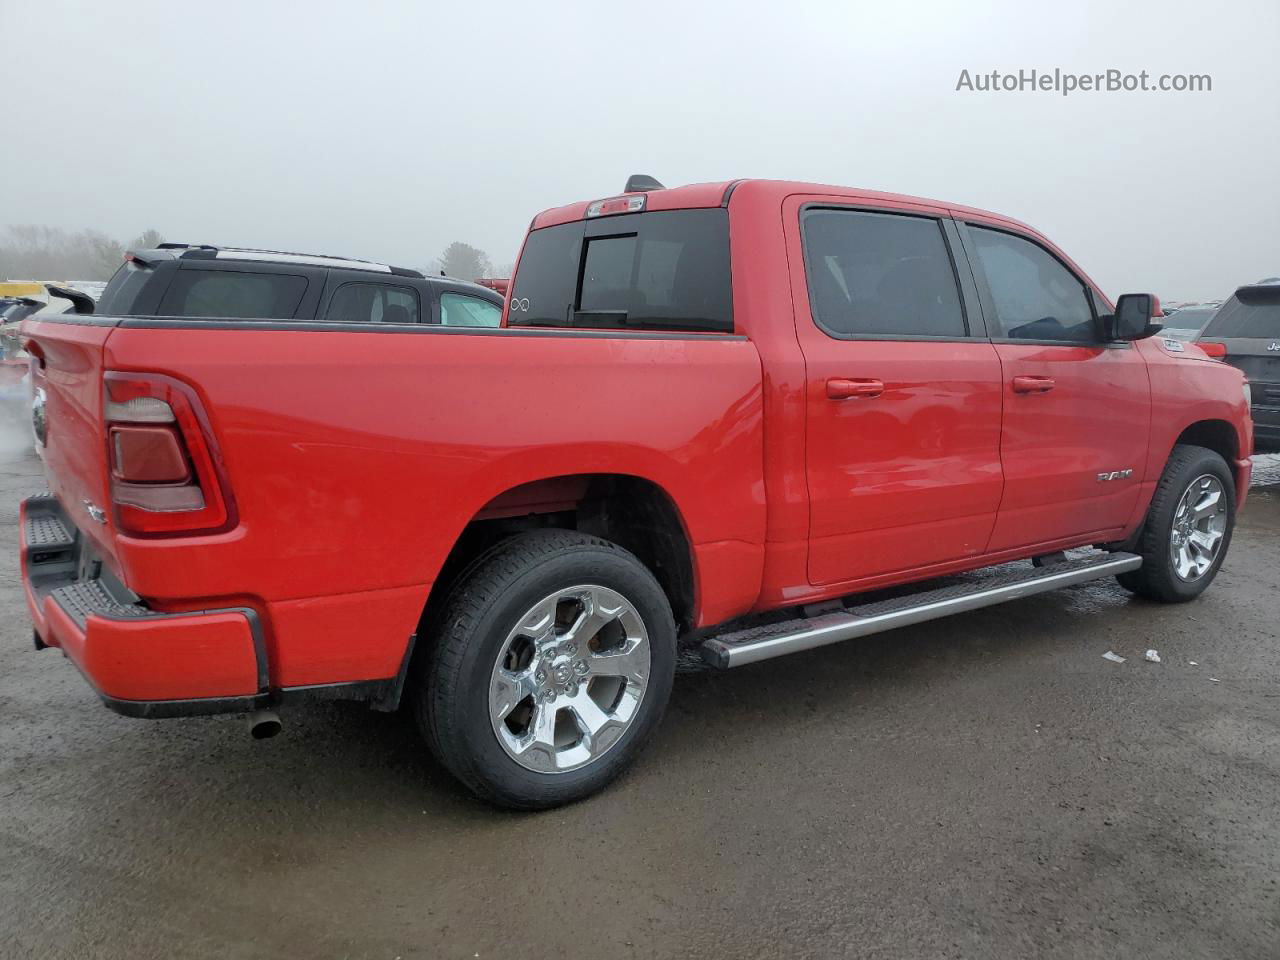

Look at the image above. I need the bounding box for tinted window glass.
[159,269,307,319]
[97,261,153,315]
[325,282,420,323]
[802,210,965,338]
[508,209,732,332]
[1162,306,1218,339]
[579,235,638,314]
[1201,291,1280,339]
[970,228,1095,342]
[440,293,501,327]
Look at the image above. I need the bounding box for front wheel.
[1117,444,1236,602]
[416,530,676,809]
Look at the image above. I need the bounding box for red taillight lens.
[1199,341,1228,360]
[104,372,235,536]
[111,426,191,483]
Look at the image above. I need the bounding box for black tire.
[415,529,676,809]
[1117,444,1236,602]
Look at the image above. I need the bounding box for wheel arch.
[1174,418,1240,466]
[419,472,699,642]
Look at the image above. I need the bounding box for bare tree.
[131,228,165,250]
[0,224,161,281]
[85,230,125,277]
[438,242,493,281]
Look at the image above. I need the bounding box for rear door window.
[507,209,733,332]
[158,269,308,319]
[801,209,967,338]
[440,293,501,327]
[324,282,420,324]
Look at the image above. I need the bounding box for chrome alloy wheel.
[488,585,650,773]
[1169,473,1228,581]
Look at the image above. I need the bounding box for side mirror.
[1108,293,1162,341]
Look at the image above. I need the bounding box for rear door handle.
[1011,375,1055,394]
[827,378,884,400]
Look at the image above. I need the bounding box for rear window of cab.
[507,209,732,333]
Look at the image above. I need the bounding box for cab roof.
[529,178,1035,233]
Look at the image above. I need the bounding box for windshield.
[508,208,733,333]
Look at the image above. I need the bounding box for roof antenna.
[624,174,664,193]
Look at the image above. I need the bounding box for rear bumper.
[21,494,414,719]
[21,493,270,718]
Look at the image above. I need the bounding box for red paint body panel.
[986,342,1150,551]
[25,319,120,568]
[58,609,259,702]
[1137,337,1252,504]
[779,193,1005,584]
[20,501,259,701]
[265,585,431,687]
[17,178,1253,711]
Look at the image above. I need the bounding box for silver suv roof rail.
[154,243,424,279]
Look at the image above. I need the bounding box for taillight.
[104,372,235,536]
[1199,341,1228,360]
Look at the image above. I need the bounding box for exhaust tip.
[248,709,282,740]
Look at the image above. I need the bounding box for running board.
[700,552,1142,669]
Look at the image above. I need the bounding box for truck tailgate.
[23,316,123,572]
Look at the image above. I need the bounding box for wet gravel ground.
[2,431,1278,959]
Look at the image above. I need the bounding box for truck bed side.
[27,318,767,687]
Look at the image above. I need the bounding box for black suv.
[95,244,503,327]
[1196,283,1280,453]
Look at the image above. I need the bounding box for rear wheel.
[1117,444,1235,602]
[416,530,676,809]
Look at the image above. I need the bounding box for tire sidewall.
[1142,448,1236,600]
[437,544,675,807]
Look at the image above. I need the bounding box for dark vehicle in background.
[0,297,44,325]
[1197,284,1280,453]
[1,298,42,384]
[1162,304,1220,341]
[96,244,503,327]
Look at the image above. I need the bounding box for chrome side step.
[700,552,1142,669]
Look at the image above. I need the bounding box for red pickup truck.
[19,178,1253,808]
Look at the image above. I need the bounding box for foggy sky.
[3,0,1276,301]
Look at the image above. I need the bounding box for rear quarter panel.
[23,317,120,569]
[101,324,767,683]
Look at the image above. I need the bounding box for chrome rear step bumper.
[701,552,1142,669]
